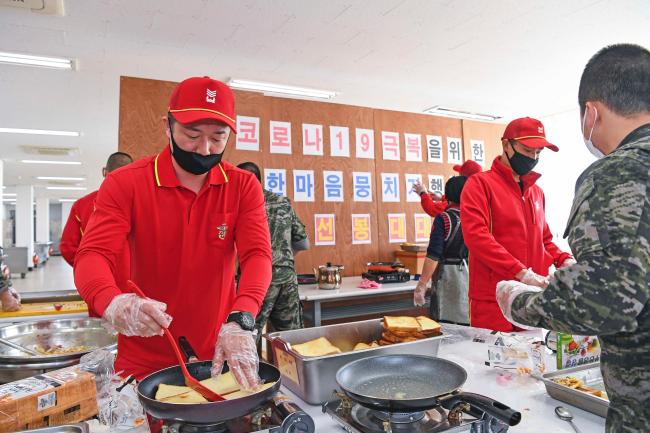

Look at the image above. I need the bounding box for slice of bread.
[353,342,372,351]
[200,371,240,395]
[383,316,421,332]
[155,384,208,403]
[291,337,342,357]
[416,316,442,335]
[222,382,276,400]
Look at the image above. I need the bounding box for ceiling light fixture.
[46,187,87,191]
[2,193,16,197]
[2,198,16,202]
[21,160,81,165]
[423,106,502,122]
[58,199,77,203]
[0,51,74,70]
[36,176,85,181]
[228,78,338,100]
[0,127,80,136]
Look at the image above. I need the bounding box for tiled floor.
[11,256,75,293]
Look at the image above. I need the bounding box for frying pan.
[336,354,520,426]
[137,339,281,424]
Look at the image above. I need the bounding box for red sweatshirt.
[74,147,272,379]
[460,156,571,330]
[419,193,448,218]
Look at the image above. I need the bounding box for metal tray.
[16,423,88,433]
[265,318,444,404]
[542,363,608,418]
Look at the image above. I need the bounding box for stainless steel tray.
[542,363,608,418]
[265,318,444,404]
[16,423,88,433]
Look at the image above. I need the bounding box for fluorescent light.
[58,199,77,202]
[37,176,85,181]
[423,106,502,122]
[0,127,80,136]
[21,160,82,165]
[0,51,74,70]
[2,193,16,197]
[228,78,337,100]
[46,187,87,191]
[2,199,16,202]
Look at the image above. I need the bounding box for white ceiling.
[0,0,649,202]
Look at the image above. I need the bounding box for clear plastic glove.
[517,268,549,288]
[411,179,427,196]
[211,322,261,390]
[413,283,427,306]
[0,287,21,312]
[496,280,543,330]
[559,258,577,268]
[102,293,172,337]
[430,192,443,201]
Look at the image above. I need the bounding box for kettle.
[314,262,344,290]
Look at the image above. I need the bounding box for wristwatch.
[226,311,255,331]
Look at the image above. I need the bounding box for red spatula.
[126,280,225,402]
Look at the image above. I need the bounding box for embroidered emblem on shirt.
[217,223,228,240]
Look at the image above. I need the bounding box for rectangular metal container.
[542,363,609,418]
[265,318,444,404]
[17,423,88,433]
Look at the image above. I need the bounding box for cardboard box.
[395,250,427,275]
[0,366,97,432]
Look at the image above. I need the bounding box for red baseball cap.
[452,160,482,177]
[501,117,558,152]
[168,76,237,133]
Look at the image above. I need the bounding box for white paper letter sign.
[405,173,423,202]
[404,133,422,162]
[302,123,323,156]
[447,137,463,164]
[270,121,292,154]
[428,175,444,195]
[293,170,315,202]
[470,139,485,166]
[353,172,373,202]
[381,173,400,202]
[381,131,400,161]
[426,135,443,163]
[355,128,375,159]
[329,126,350,157]
[264,169,287,197]
[323,170,344,202]
[235,116,260,151]
[351,214,371,245]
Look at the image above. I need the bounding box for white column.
[36,197,50,243]
[0,160,3,246]
[61,201,73,230]
[15,185,34,269]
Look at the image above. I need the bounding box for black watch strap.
[226,312,255,331]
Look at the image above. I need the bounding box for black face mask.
[168,115,223,175]
[506,144,538,176]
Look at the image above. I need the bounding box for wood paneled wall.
[118,76,504,276]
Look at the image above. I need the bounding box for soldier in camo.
[496,44,650,432]
[237,162,309,343]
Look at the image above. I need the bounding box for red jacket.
[419,193,448,218]
[460,157,571,329]
[74,147,272,379]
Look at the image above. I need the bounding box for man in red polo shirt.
[460,117,575,331]
[412,160,482,217]
[60,152,133,305]
[74,77,272,389]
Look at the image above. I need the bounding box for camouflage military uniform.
[511,124,650,433]
[255,189,308,339]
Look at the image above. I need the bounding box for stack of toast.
[379,316,442,346]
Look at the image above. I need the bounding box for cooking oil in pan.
[356,376,438,400]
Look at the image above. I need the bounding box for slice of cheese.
[222,382,275,400]
[200,371,240,395]
[383,316,421,332]
[353,342,372,351]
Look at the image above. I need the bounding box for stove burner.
[167,422,228,433]
[350,404,453,432]
[370,410,426,424]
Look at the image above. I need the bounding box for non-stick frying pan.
[137,340,281,424]
[336,354,520,426]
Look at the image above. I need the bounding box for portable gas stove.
[158,393,315,433]
[323,392,512,433]
[362,271,411,284]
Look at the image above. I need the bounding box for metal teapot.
[314,262,344,290]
